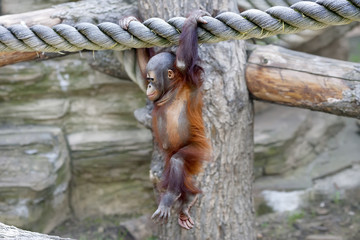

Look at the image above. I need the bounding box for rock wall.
[0,54,154,232]
[254,105,345,178]
[253,103,360,214]
[0,126,70,233]
[0,0,155,234]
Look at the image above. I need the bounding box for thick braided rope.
[0,0,359,52]
[238,0,316,11]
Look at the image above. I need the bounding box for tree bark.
[138,1,255,240]
[246,44,360,119]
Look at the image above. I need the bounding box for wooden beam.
[0,0,138,67]
[0,52,39,65]
[0,8,61,27]
[0,8,62,67]
[0,222,72,240]
[246,44,360,119]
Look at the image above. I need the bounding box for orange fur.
[151,10,211,208]
[154,70,211,199]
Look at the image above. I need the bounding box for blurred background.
[0,0,359,240]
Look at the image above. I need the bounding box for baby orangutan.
[121,10,211,230]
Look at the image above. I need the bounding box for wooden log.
[0,0,137,67]
[0,8,62,66]
[0,8,61,27]
[0,222,73,240]
[246,44,360,119]
[0,52,39,65]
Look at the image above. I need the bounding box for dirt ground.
[50,197,360,240]
[255,197,360,240]
[50,214,146,240]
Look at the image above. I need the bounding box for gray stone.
[305,235,343,240]
[254,105,307,176]
[0,0,154,235]
[68,129,154,219]
[0,99,70,120]
[254,104,344,177]
[254,113,360,217]
[308,119,360,180]
[254,115,358,191]
[311,164,360,198]
[120,215,156,240]
[284,112,345,173]
[71,181,155,220]
[0,55,147,134]
[0,53,153,228]
[0,126,71,233]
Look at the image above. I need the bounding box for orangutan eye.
[147,77,155,82]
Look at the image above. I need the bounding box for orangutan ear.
[168,69,175,79]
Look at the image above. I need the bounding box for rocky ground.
[50,214,155,240]
[49,194,360,240]
[256,197,360,240]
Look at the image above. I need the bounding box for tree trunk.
[138,1,255,239]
